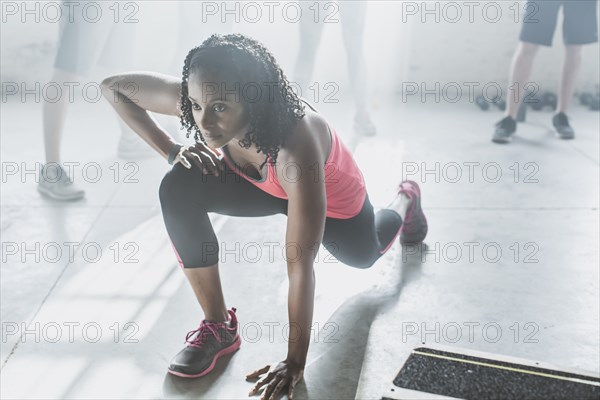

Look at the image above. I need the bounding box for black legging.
[159,161,402,269]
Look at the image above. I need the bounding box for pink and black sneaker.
[168,307,241,378]
[398,180,428,244]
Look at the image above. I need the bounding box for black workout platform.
[382,346,600,400]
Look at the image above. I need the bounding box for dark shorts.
[519,0,598,46]
[54,1,135,75]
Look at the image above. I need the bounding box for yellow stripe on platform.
[413,350,600,387]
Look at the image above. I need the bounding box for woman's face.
[187,71,250,148]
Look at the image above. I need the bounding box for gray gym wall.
[1,1,599,100]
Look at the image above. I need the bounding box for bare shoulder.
[277,108,330,166]
[276,107,331,196]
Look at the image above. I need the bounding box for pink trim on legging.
[378,225,403,255]
[169,239,185,269]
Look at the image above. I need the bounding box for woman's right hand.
[174,143,223,176]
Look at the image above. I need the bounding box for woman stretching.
[101,33,427,399]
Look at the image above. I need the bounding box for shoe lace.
[185,321,225,348]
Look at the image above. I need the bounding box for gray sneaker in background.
[492,116,517,144]
[552,112,575,140]
[37,163,85,201]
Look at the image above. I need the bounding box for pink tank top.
[220,126,367,219]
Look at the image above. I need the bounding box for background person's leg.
[39,67,86,200]
[505,0,560,118]
[170,1,234,75]
[557,45,583,113]
[48,14,111,164]
[550,0,598,139]
[95,10,159,159]
[493,42,541,144]
[156,1,235,147]
[493,0,560,143]
[50,1,117,160]
[558,0,599,113]
[42,68,80,165]
[339,0,376,136]
[40,3,117,200]
[505,42,541,119]
[293,1,326,95]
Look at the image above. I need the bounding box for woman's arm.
[279,119,328,365]
[282,164,325,366]
[100,72,183,160]
[247,124,328,398]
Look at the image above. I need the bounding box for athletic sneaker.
[398,180,428,244]
[168,307,241,378]
[552,112,575,140]
[492,116,517,144]
[37,163,85,201]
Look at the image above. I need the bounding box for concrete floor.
[1,96,598,399]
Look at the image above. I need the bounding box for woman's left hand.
[246,360,304,399]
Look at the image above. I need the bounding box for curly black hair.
[179,33,306,169]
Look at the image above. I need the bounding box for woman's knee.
[159,168,181,210]
[565,45,583,64]
[339,250,377,269]
[352,258,376,269]
[159,164,206,210]
[518,42,540,58]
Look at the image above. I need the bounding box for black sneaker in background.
[492,116,517,144]
[552,112,575,140]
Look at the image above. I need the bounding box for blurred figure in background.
[294,0,376,137]
[150,1,234,142]
[170,1,233,75]
[493,0,598,144]
[39,1,150,201]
